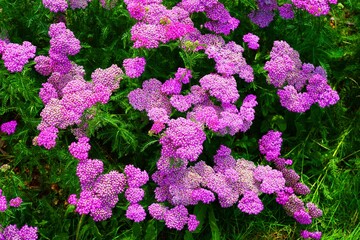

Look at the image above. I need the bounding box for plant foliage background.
[0,0,359,239]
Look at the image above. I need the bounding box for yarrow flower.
[258,130,283,161]
[0,120,17,135]
[265,40,339,112]
[69,0,92,10]
[243,33,260,50]
[278,4,295,19]
[160,117,206,162]
[1,224,38,240]
[1,41,36,72]
[9,197,23,208]
[123,57,146,78]
[292,0,337,16]
[42,0,68,13]
[69,137,91,161]
[300,230,322,239]
[126,203,146,222]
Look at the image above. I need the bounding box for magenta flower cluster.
[149,144,291,230]
[125,0,195,48]
[0,40,36,73]
[35,22,81,75]
[0,190,36,239]
[42,0,68,12]
[0,120,17,135]
[243,33,260,50]
[36,62,123,149]
[123,57,146,78]
[42,0,114,11]
[0,189,23,212]
[258,130,323,235]
[205,42,254,82]
[126,0,239,49]
[292,0,338,16]
[264,40,339,112]
[68,159,127,221]
[124,165,149,222]
[0,224,38,240]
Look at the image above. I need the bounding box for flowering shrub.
[0,0,359,239]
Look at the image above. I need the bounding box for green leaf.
[193,204,207,233]
[208,207,221,240]
[145,221,157,240]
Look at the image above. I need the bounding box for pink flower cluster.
[126,0,195,48]
[128,70,258,137]
[0,189,23,212]
[68,159,149,222]
[126,0,239,48]
[35,22,81,75]
[292,0,337,16]
[205,42,254,82]
[0,120,17,135]
[259,130,323,236]
[36,62,123,149]
[0,40,36,73]
[149,144,291,231]
[69,159,127,221]
[243,33,260,50]
[123,57,146,78]
[124,165,149,222]
[69,0,93,10]
[264,41,339,112]
[0,224,38,240]
[42,0,68,13]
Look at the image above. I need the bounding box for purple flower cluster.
[36,22,80,75]
[258,131,323,234]
[150,144,295,230]
[203,2,240,35]
[70,161,127,221]
[148,203,199,231]
[69,137,91,160]
[126,0,239,48]
[123,57,146,78]
[300,230,322,239]
[187,93,257,135]
[160,118,206,162]
[42,0,68,13]
[0,120,17,135]
[264,41,339,112]
[0,189,23,212]
[0,41,36,73]
[100,0,118,9]
[258,130,283,161]
[124,165,149,222]
[279,4,295,19]
[36,62,123,149]
[248,0,276,28]
[128,78,172,133]
[205,42,254,82]
[69,0,92,10]
[0,224,38,240]
[292,0,337,16]
[199,74,239,103]
[243,33,260,50]
[126,0,195,48]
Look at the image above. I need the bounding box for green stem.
[75,214,85,240]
